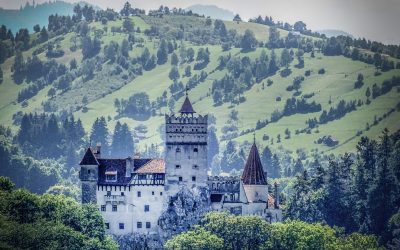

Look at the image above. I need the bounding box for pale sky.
[1,0,400,44]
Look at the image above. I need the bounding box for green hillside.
[0,13,399,159]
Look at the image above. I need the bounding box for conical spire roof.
[79,148,99,165]
[241,143,267,185]
[179,89,196,114]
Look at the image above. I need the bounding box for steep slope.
[0,14,399,158]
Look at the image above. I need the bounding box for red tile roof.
[134,159,165,173]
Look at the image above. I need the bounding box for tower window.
[137,191,141,197]
[137,222,142,228]
[144,205,150,212]
[121,192,124,196]
[192,176,196,181]
[176,148,181,153]
[101,205,106,211]
[112,205,117,212]
[146,222,151,228]
[178,176,183,182]
[193,148,198,153]
[152,191,155,195]
[107,191,111,196]
[193,165,199,169]
[175,165,181,169]
[119,223,124,229]
[105,223,110,229]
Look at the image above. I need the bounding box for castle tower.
[240,141,268,202]
[79,146,99,203]
[165,91,208,195]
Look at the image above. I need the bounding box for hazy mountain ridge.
[185,4,235,20]
[0,0,97,32]
[317,29,354,38]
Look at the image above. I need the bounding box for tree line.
[286,129,400,247]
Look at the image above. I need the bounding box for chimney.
[274,182,280,209]
[126,157,133,177]
[95,143,101,158]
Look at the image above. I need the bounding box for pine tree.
[111,121,122,157]
[286,170,323,222]
[18,113,31,144]
[356,136,377,183]
[90,117,109,156]
[268,50,278,75]
[157,39,168,65]
[367,129,399,235]
[311,164,325,190]
[293,158,304,176]
[270,154,281,178]
[66,143,77,168]
[261,146,272,173]
[12,50,25,84]
[111,122,134,158]
[323,159,351,229]
[120,123,134,157]
[353,160,369,232]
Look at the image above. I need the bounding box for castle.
[79,93,282,235]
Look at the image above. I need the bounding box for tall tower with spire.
[165,90,208,195]
[241,141,268,203]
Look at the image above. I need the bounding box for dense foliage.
[285,129,400,246]
[165,212,381,250]
[0,177,118,249]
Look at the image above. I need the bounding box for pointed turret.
[79,148,99,165]
[241,143,267,185]
[179,87,196,114]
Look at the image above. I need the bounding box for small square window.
[146,222,151,228]
[152,191,155,195]
[137,191,141,197]
[105,223,110,229]
[101,205,106,212]
[144,205,149,212]
[178,177,183,182]
[119,223,124,229]
[137,222,142,228]
[112,205,117,212]
[192,176,196,181]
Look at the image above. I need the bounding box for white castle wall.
[97,185,166,235]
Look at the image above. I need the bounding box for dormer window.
[105,171,117,182]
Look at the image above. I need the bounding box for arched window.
[193,148,198,159]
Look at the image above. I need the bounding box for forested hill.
[0,3,399,176]
[0,1,96,33]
